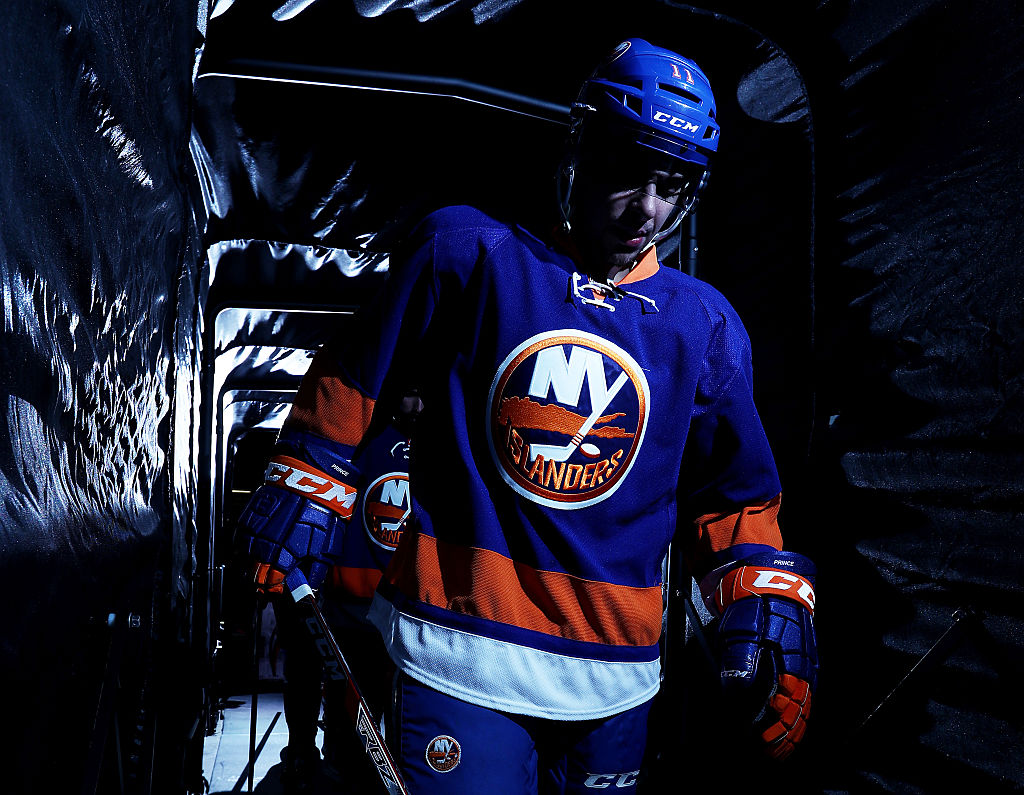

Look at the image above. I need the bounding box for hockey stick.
[289,586,410,795]
[529,371,629,463]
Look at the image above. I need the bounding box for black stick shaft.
[292,590,410,795]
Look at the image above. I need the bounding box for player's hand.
[238,484,346,595]
[251,561,287,595]
[236,431,362,596]
[759,673,812,760]
[713,550,818,760]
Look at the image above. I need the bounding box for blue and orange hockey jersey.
[282,205,783,720]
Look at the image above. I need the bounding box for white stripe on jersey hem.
[368,593,661,721]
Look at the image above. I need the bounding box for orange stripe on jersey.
[285,350,376,447]
[387,532,663,647]
[329,565,383,599]
[694,493,783,554]
[715,565,816,614]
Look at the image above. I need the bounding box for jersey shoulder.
[407,206,557,286]
[414,204,513,242]
[653,266,753,383]
[655,266,748,338]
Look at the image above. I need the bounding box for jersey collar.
[614,246,660,286]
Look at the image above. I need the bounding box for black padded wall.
[0,1,205,791]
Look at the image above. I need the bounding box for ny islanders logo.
[425,735,461,773]
[487,330,650,509]
[362,471,411,550]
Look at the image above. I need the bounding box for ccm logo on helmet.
[652,110,699,133]
[584,771,639,788]
[264,455,358,519]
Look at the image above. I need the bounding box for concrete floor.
[202,691,347,794]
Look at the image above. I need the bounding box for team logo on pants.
[487,330,650,509]
[425,735,461,773]
[362,472,411,550]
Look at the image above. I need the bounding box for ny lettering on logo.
[526,345,629,465]
[379,478,409,509]
[529,345,609,409]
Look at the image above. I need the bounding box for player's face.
[573,145,697,276]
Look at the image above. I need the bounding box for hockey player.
[238,38,818,793]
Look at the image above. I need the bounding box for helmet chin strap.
[557,159,575,235]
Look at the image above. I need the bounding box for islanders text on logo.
[487,330,650,509]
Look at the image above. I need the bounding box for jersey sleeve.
[677,295,784,580]
[283,207,509,450]
[282,220,442,448]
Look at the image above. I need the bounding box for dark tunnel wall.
[0,1,205,792]
[695,1,1024,789]
[810,0,1024,788]
[0,0,1021,793]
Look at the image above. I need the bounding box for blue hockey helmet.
[574,38,719,168]
[559,39,720,251]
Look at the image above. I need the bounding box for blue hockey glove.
[236,431,361,599]
[708,549,818,760]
